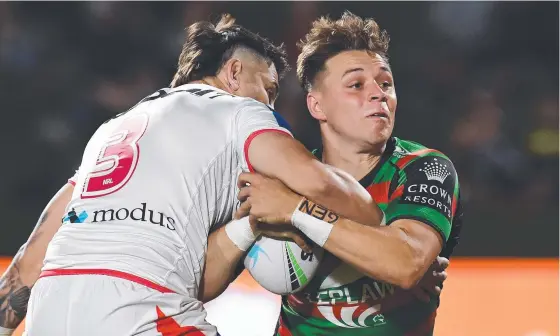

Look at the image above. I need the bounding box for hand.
[235,172,302,225]
[409,256,449,302]
[258,222,313,254]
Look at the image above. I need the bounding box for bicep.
[246,130,326,186]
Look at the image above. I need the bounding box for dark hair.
[296,11,390,91]
[171,14,289,88]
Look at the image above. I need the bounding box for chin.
[369,127,392,143]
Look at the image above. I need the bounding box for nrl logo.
[419,158,450,184]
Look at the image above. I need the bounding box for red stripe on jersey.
[277,315,294,336]
[243,129,292,172]
[366,181,390,204]
[395,149,441,169]
[39,269,175,294]
[68,179,76,186]
[389,185,405,202]
[451,193,458,217]
[156,306,205,336]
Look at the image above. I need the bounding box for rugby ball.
[243,235,324,295]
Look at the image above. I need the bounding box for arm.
[198,224,247,303]
[322,216,442,289]
[235,101,383,227]
[246,130,383,227]
[198,217,311,303]
[0,183,74,330]
[295,154,459,289]
[236,155,459,290]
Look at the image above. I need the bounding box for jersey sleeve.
[385,154,460,242]
[68,168,79,186]
[234,99,293,172]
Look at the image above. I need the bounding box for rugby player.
[235,12,464,335]
[0,14,383,336]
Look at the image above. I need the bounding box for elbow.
[372,243,428,290]
[398,267,423,290]
[397,253,430,290]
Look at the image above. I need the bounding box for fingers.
[411,283,442,302]
[432,270,447,282]
[434,256,450,271]
[237,186,251,202]
[433,285,442,297]
[238,172,262,189]
[234,200,251,220]
[284,231,312,254]
[422,284,442,298]
[259,225,313,254]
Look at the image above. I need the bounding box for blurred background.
[0,2,558,336]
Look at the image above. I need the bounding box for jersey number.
[81,113,149,198]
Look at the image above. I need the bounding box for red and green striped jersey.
[276,137,462,336]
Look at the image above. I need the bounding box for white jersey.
[43,83,292,298]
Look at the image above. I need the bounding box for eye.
[380,81,393,90]
[349,82,362,89]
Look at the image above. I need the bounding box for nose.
[368,83,387,102]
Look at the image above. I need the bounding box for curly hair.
[296,11,390,91]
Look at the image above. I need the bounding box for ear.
[223,58,242,92]
[306,91,327,122]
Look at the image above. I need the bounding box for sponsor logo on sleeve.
[400,157,456,219]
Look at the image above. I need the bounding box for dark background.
[0,2,557,257]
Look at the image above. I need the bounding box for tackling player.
[0,14,382,336]
[236,12,464,335]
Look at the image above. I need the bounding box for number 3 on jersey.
[82,113,149,199]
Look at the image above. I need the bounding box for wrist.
[225,217,259,251]
[0,327,14,336]
[291,198,337,247]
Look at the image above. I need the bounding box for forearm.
[323,219,423,289]
[0,183,72,330]
[292,200,440,289]
[304,166,384,227]
[247,132,383,227]
[0,250,31,330]
[0,209,51,330]
[198,220,253,303]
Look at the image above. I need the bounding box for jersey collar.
[312,137,396,188]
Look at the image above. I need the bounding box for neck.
[320,130,386,182]
[191,76,229,93]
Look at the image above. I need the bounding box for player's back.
[43,83,263,297]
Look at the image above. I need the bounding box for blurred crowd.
[0,2,557,256]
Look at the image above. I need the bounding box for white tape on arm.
[0,327,14,336]
[291,198,337,247]
[291,198,387,247]
[225,216,258,251]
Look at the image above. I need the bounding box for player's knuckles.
[434,286,442,295]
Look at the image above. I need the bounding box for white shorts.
[24,271,220,336]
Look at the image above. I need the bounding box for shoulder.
[391,137,456,172]
[235,99,292,131]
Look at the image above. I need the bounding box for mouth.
[366,111,389,120]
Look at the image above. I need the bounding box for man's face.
[310,50,397,148]
[235,57,280,108]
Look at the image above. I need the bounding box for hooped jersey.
[43,83,292,299]
[277,137,463,336]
